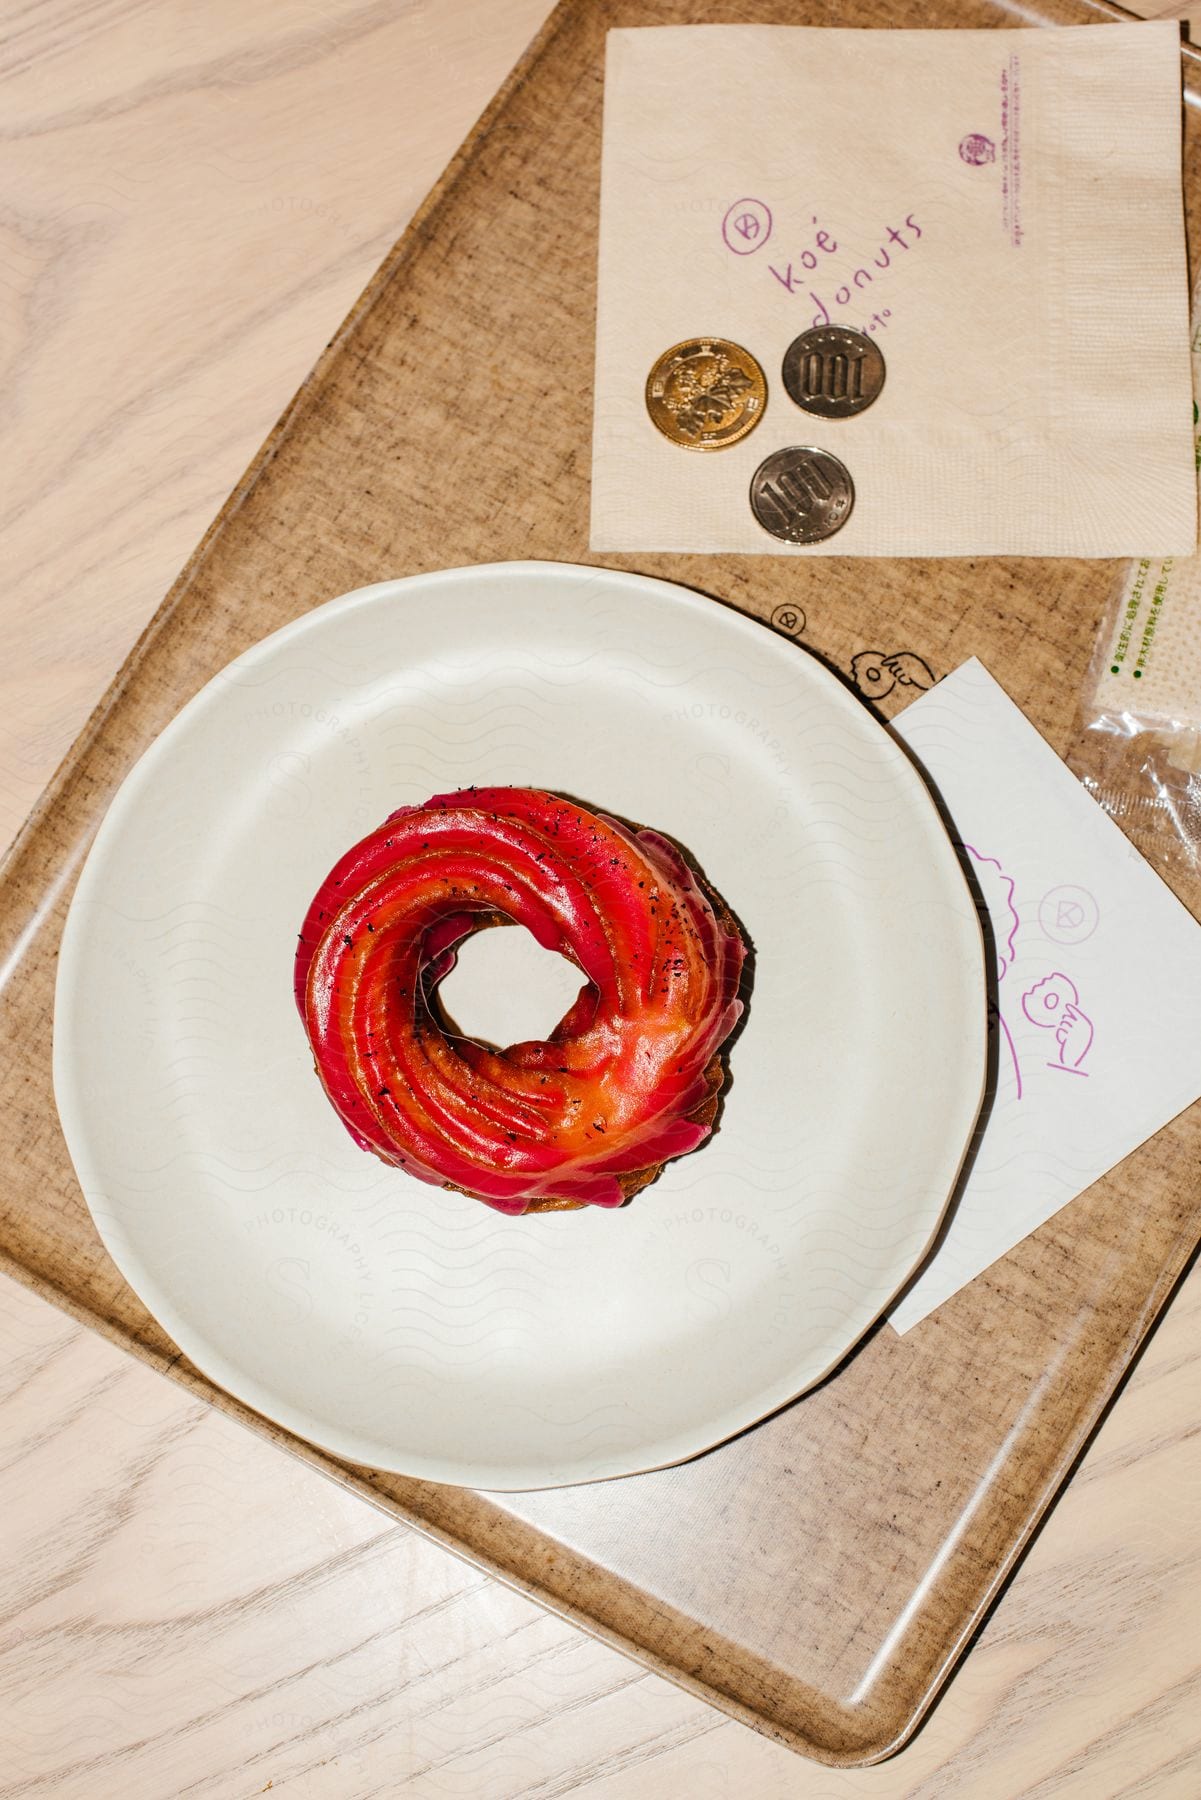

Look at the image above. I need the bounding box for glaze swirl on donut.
[294,787,745,1214]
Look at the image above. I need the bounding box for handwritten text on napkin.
[592,25,1196,558]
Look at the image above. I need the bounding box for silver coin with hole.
[782,327,885,418]
[749,447,855,544]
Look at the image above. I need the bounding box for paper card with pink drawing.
[888,658,1201,1332]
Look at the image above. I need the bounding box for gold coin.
[645,338,767,451]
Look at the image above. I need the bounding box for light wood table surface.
[3,4,1200,1794]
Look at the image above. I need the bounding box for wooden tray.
[3,0,1199,1768]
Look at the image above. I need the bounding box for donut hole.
[436,922,588,1050]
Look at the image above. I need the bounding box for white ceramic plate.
[54,562,985,1489]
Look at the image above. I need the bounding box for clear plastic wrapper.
[1075,313,1201,887]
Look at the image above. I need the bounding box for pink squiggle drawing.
[965,844,1023,1100]
[1022,971,1093,1077]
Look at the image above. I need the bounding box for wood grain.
[0,0,554,859]
[1,0,1200,1792]
[1,1259,1198,1796]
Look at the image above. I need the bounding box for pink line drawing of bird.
[1021,971,1094,1076]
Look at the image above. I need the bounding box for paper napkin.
[889,659,1201,1331]
[591,24,1196,558]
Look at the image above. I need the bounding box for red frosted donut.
[294,787,745,1215]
